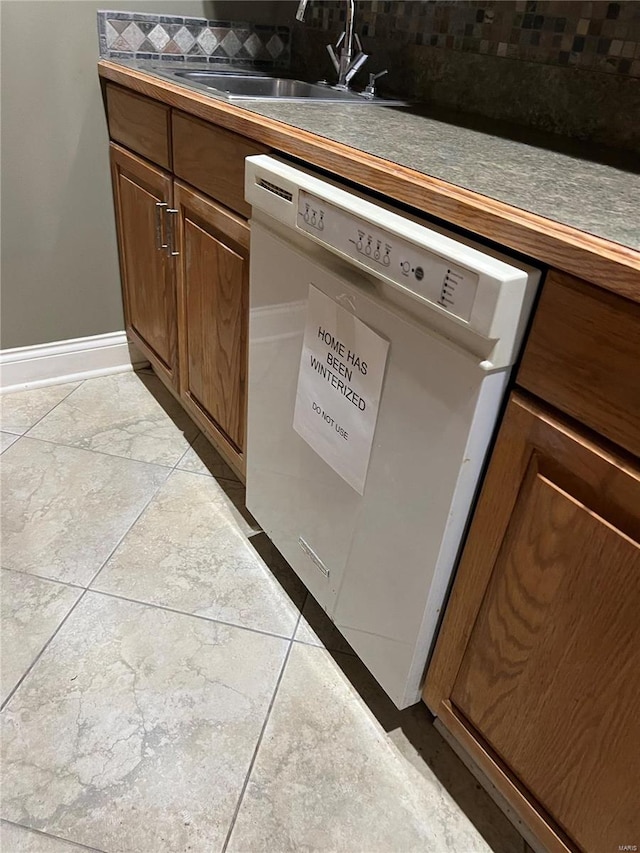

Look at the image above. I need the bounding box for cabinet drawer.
[106,84,171,170]
[172,112,267,218]
[517,269,640,458]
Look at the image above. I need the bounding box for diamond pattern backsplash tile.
[173,25,196,54]
[148,23,170,52]
[97,10,290,68]
[197,28,218,56]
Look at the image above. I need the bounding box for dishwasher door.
[247,219,508,708]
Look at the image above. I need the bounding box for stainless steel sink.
[162,69,403,104]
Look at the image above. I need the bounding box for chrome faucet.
[296,0,369,90]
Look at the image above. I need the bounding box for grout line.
[6,385,243,479]
[0,819,107,853]
[290,636,357,655]
[2,377,270,711]
[1,587,88,712]
[172,425,202,471]
[85,416,245,590]
[0,565,86,591]
[1,465,170,711]
[14,432,182,472]
[84,586,296,643]
[75,422,279,638]
[220,624,299,853]
[18,379,86,437]
[171,424,243,487]
[174,466,242,484]
[84,479,170,590]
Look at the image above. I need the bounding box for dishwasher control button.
[414,266,424,281]
[400,260,410,274]
[365,244,372,256]
[383,253,391,266]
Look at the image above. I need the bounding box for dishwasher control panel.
[297,190,479,322]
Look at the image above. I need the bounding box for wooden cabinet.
[424,271,640,853]
[104,71,640,852]
[174,183,249,470]
[106,97,261,478]
[517,270,640,459]
[106,84,171,170]
[172,112,266,218]
[110,144,177,389]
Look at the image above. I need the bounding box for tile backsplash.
[98,10,290,67]
[291,0,640,150]
[304,0,640,77]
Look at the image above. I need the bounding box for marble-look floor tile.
[335,654,526,853]
[176,432,239,480]
[227,644,494,853]
[1,431,20,453]
[0,382,80,435]
[294,592,356,655]
[93,472,305,636]
[28,372,198,467]
[0,438,168,585]
[1,592,288,853]
[1,570,82,705]
[0,821,98,852]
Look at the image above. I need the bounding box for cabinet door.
[425,393,640,853]
[174,182,249,475]
[110,143,177,388]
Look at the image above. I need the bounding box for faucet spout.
[296,0,369,90]
[343,0,356,68]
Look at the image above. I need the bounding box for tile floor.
[1,370,528,853]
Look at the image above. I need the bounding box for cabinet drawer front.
[517,269,640,458]
[106,84,171,170]
[172,112,267,218]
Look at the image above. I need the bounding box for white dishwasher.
[245,155,540,708]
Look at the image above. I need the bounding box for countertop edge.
[98,59,640,303]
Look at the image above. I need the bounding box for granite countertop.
[108,60,640,253]
[241,101,640,251]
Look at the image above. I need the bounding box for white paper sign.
[293,284,390,494]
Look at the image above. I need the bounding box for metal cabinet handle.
[155,202,168,249]
[164,208,180,257]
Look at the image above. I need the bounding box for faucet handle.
[368,69,388,84]
[344,51,369,84]
[326,42,340,73]
[363,69,388,98]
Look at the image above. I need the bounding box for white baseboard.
[0,332,149,394]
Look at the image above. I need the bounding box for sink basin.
[166,70,403,104]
